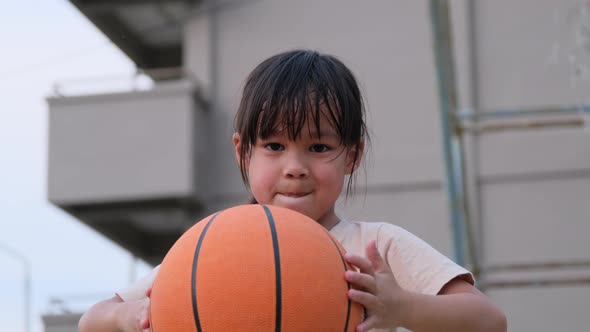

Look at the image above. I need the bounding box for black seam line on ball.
[262,205,282,332]
[326,234,353,332]
[192,213,220,332]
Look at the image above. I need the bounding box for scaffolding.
[429,0,590,289]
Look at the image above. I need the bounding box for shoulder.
[337,219,404,232]
[342,220,416,243]
[331,220,416,257]
[339,220,444,264]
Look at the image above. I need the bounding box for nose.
[283,151,309,179]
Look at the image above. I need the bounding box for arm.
[399,278,506,332]
[78,292,151,332]
[346,241,506,332]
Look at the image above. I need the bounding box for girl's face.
[233,111,362,229]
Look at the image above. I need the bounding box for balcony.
[47,78,207,264]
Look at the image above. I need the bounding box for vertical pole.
[0,244,31,332]
[428,0,468,266]
[25,262,31,332]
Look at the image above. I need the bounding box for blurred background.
[1,0,589,331]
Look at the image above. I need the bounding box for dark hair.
[234,49,368,197]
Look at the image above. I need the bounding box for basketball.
[150,204,362,331]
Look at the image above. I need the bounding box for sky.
[0,1,152,331]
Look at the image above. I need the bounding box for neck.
[316,206,340,230]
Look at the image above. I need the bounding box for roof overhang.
[69,0,198,79]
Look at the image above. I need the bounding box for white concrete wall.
[466,4,590,328]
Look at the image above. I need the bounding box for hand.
[345,241,409,331]
[116,288,152,332]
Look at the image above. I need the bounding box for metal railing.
[429,0,590,288]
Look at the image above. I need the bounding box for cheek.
[248,159,276,194]
[315,164,346,189]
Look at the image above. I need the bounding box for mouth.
[278,192,311,198]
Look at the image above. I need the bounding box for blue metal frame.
[458,105,590,122]
[428,0,468,266]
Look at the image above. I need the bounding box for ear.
[345,140,364,175]
[232,132,242,164]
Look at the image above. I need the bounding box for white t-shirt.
[118,220,474,332]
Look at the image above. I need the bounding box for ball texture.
[150,204,362,332]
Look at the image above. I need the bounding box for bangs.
[256,90,343,142]
[237,50,364,147]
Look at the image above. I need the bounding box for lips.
[279,192,310,198]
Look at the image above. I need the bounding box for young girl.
[79,50,506,332]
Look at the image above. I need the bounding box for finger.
[366,241,387,273]
[139,298,151,329]
[345,271,377,294]
[345,253,374,276]
[143,323,152,332]
[139,310,151,330]
[356,316,379,332]
[140,317,150,330]
[348,289,377,309]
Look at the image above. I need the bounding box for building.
[45,0,590,330]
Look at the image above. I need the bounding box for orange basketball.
[150,204,362,332]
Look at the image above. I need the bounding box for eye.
[265,143,284,151]
[310,144,330,153]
